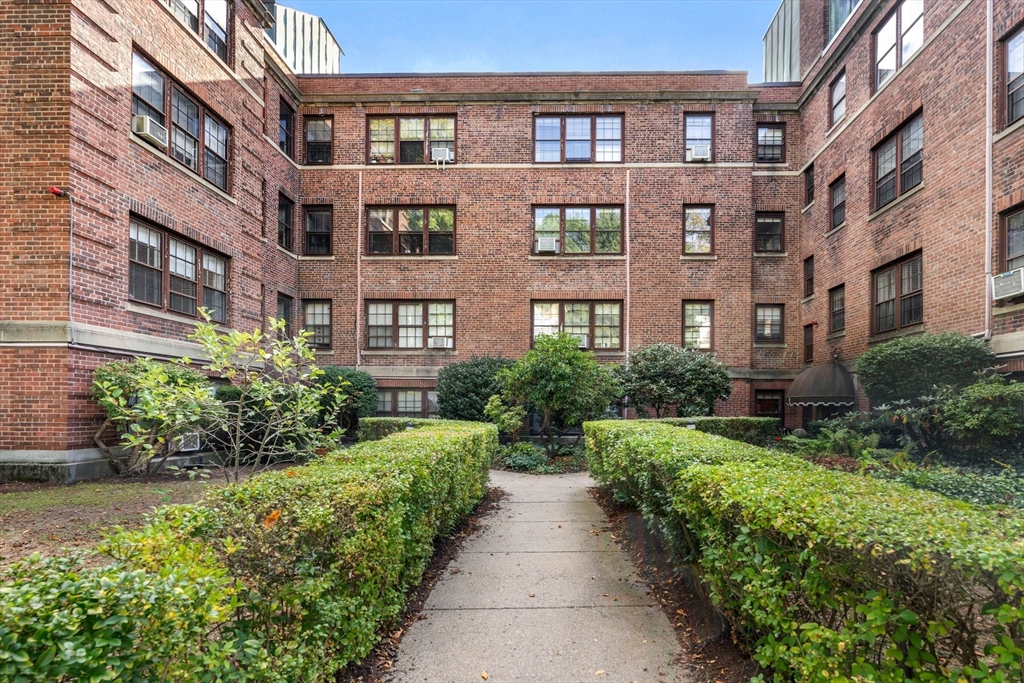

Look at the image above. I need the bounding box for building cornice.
[242,0,275,28]
[301,90,762,107]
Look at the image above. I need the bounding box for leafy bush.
[495,442,547,471]
[877,465,1024,508]
[436,357,512,422]
[937,372,1024,453]
[585,420,1024,682]
[856,332,995,405]
[317,366,378,432]
[484,394,527,444]
[654,416,780,446]
[358,416,438,442]
[617,343,732,417]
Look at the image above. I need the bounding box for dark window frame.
[277,193,293,252]
[873,114,923,210]
[366,206,456,256]
[805,164,815,206]
[755,123,786,163]
[830,175,847,229]
[303,205,333,256]
[304,116,333,165]
[873,0,924,90]
[754,304,785,343]
[683,205,715,255]
[754,212,785,253]
[303,299,332,349]
[803,323,814,363]
[276,293,292,338]
[683,113,715,162]
[532,205,624,256]
[366,115,458,165]
[533,114,625,164]
[376,388,439,418]
[804,256,815,297]
[278,97,295,158]
[1001,206,1024,273]
[128,216,229,324]
[530,300,623,351]
[1007,25,1024,126]
[830,70,847,127]
[754,390,785,421]
[365,300,457,351]
[169,0,232,64]
[682,300,715,351]
[829,285,846,332]
[872,253,923,335]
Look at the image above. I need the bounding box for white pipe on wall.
[984,0,993,341]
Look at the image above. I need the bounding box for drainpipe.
[624,169,631,357]
[984,0,993,341]
[49,187,76,344]
[355,171,363,369]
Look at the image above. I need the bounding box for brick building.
[0,0,1021,481]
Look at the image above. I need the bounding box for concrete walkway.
[391,470,688,683]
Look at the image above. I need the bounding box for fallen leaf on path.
[595,671,605,676]
[481,672,488,680]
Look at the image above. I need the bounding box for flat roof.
[301,69,749,79]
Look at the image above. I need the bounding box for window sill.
[994,114,1024,144]
[994,301,1024,317]
[868,183,925,222]
[365,161,459,167]
[680,254,718,261]
[298,255,336,261]
[800,295,815,304]
[129,133,237,204]
[528,255,626,261]
[276,245,298,260]
[125,302,229,331]
[867,323,925,345]
[825,329,847,341]
[801,201,815,214]
[753,162,787,168]
[314,349,334,355]
[753,252,788,258]
[361,349,457,356]
[362,255,459,261]
[825,224,845,238]
[753,342,788,348]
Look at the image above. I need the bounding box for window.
[303,300,331,349]
[132,52,231,190]
[805,164,815,206]
[367,116,456,164]
[875,114,922,209]
[276,294,292,338]
[305,117,332,164]
[128,217,228,323]
[533,206,622,255]
[534,115,623,163]
[683,206,713,254]
[278,194,293,251]
[755,305,784,342]
[684,114,713,161]
[366,301,455,349]
[755,390,784,421]
[367,207,455,255]
[532,301,621,350]
[755,213,784,252]
[804,256,814,297]
[829,285,846,332]
[831,176,846,229]
[278,98,295,157]
[170,0,230,63]
[829,0,862,39]
[1007,209,1024,272]
[1008,28,1024,125]
[873,254,922,334]
[756,124,785,162]
[376,389,439,418]
[875,0,923,88]
[830,71,847,125]
[683,301,713,350]
[303,206,332,255]
[803,324,814,363]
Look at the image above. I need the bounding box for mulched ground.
[334,485,510,683]
[590,487,763,683]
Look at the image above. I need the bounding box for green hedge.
[652,416,781,446]
[0,420,496,682]
[585,420,1024,682]
[358,417,441,442]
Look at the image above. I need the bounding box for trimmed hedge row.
[652,416,781,446]
[585,420,1024,682]
[357,417,438,442]
[0,420,496,682]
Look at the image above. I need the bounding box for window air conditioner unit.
[993,268,1024,301]
[176,431,201,453]
[133,115,168,150]
[688,144,711,161]
[535,237,559,253]
[431,147,454,162]
[576,334,589,349]
[428,336,453,349]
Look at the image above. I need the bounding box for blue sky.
[281,1,782,81]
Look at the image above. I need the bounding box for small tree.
[616,343,732,418]
[437,356,513,422]
[91,359,213,476]
[190,314,345,483]
[484,394,527,445]
[497,333,620,455]
[317,366,377,433]
[856,332,995,405]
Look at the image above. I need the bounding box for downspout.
[68,194,76,345]
[984,0,993,341]
[355,171,363,369]
[624,169,631,357]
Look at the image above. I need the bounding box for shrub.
[585,420,1024,682]
[436,356,512,422]
[617,343,732,417]
[654,416,780,446]
[856,332,995,405]
[937,372,1024,453]
[484,393,527,445]
[495,442,547,471]
[877,465,1024,508]
[317,366,378,432]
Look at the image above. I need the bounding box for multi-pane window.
[278,98,295,157]
[755,390,784,421]
[532,301,621,350]
[831,176,846,229]
[755,304,784,342]
[132,53,231,190]
[684,114,713,161]
[534,115,623,163]
[830,285,846,332]
[875,0,923,88]
[128,218,228,323]
[278,194,293,251]
[377,389,439,418]
[366,301,455,349]
[805,165,815,206]
[683,206,713,254]
[756,124,785,162]
[305,117,333,164]
[683,301,713,350]
[367,207,455,255]
[303,206,332,255]
[804,256,815,297]
[276,294,292,338]
[875,114,923,209]
[303,300,331,349]
[533,206,622,255]
[1008,28,1024,125]
[1007,209,1024,272]
[170,0,229,63]
[874,254,923,333]
[367,116,456,164]
[803,324,814,363]
[755,213,784,252]
[831,72,847,125]
[828,0,862,39]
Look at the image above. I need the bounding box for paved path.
[391,470,688,683]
